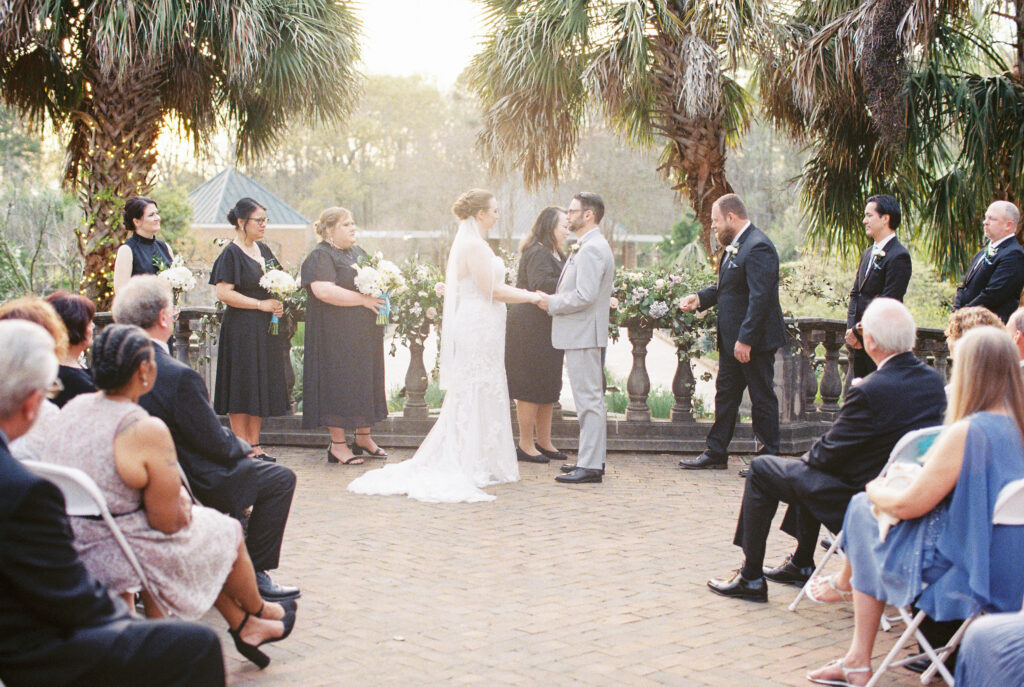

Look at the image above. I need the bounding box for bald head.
[861,298,916,362]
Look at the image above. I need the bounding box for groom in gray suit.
[538,192,615,484]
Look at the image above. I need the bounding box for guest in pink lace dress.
[46,324,298,669]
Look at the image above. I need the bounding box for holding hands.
[535,291,550,311]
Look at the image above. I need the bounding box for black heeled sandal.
[327,441,363,465]
[251,444,276,463]
[351,431,388,458]
[228,602,298,669]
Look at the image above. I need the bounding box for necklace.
[234,238,260,261]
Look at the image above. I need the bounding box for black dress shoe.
[679,452,728,470]
[255,571,301,600]
[820,536,835,551]
[535,445,568,461]
[707,571,768,602]
[763,556,815,586]
[561,463,603,474]
[738,467,751,478]
[554,468,602,484]
[516,447,549,463]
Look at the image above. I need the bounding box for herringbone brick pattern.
[209,448,922,687]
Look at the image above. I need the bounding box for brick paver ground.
[210,448,925,687]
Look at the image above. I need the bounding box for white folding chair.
[21,460,168,617]
[789,426,945,615]
[866,477,1024,686]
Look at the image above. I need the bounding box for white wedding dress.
[348,220,519,503]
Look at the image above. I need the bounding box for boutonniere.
[872,250,886,269]
[725,244,739,257]
[569,242,582,256]
[985,242,998,259]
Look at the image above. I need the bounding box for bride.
[348,189,543,502]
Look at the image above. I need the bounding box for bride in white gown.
[348,189,543,502]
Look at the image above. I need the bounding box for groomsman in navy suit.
[679,194,787,470]
[845,195,912,378]
[954,201,1024,323]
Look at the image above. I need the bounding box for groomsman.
[954,201,1024,322]
[845,194,912,378]
[679,194,787,471]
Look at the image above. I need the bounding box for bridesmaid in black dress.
[505,206,571,463]
[209,197,290,462]
[300,207,387,465]
[113,196,173,294]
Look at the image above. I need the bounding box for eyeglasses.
[44,377,64,400]
[244,217,269,226]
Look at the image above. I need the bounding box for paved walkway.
[211,447,923,686]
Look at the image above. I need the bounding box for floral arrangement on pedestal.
[354,252,406,325]
[388,260,444,356]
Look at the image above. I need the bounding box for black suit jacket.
[847,237,912,329]
[0,439,129,686]
[954,237,1024,322]
[697,225,787,353]
[803,351,946,487]
[138,346,258,516]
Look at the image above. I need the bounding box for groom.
[538,192,615,485]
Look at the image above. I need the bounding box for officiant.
[678,194,787,471]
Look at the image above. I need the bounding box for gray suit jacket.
[549,227,615,350]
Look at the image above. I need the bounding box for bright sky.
[359,0,486,87]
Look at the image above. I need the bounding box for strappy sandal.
[806,574,853,603]
[351,431,388,458]
[228,602,297,669]
[807,658,871,686]
[250,444,276,463]
[326,441,363,465]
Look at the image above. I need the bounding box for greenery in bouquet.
[258,267,302,336]
[389,260,445,356]
[355,252,406,325]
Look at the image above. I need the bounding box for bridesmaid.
[505,206,570,463]
[113,196,173,294]
[300,207,387,465]
[209,197,290,462]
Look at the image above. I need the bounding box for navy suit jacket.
[0,438,128,686]
[954,237,1024,322]
[847,237,912,329]
[803,351,946,488]
[697,224,787,353]
[138,346,257,516]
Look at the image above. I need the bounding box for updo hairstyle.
[123,196,158,234]
[91,324,154,391]
[45,290,96,346]
[227,197,267,230]
[452,189,495,221]
[314,206,353,239]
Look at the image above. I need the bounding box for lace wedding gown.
[348,228,519,503]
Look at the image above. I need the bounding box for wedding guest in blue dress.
[807,326,1024,687]
[113,196,173,294]
[955,610,1024,687]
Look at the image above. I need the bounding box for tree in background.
[0,0,362,307]
[467,0,762,255]
[757,0,1024,277]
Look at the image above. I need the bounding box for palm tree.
[757,0,1024,278]
[467,0,761,255]
[0,1,362,306]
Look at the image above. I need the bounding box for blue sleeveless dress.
[844,412,1024,621]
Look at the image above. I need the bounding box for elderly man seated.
[706,298,947,602]
[112,276,299,601]
[0,320,225,687]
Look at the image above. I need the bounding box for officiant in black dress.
[300,207,388,466]
[505,207,570,464]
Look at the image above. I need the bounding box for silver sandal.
[807,658,872,686]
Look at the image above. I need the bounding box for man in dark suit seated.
[0,320,225,687]
[112,276,299,601]
[953,200,1024,323]
[706,298,947,602]
[845,194,912,378]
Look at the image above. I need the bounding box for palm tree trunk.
[67,63,162,308]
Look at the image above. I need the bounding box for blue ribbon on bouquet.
[376,292,390,326]
[269,313,280,335]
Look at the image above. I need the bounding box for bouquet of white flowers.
[156,257,197,297]
[354,252,406,325]
[258,269,300,335]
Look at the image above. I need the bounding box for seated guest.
[45,324,297,669]
[1007,307,1024,368]
[955,610,1024,687]
[946,306,1003,354]
[706,298,947,602]
[807,326,1024,686]
[45,290,98,407]
[112,276,299,601]
[0,320,226,687]
[0,298,70,461]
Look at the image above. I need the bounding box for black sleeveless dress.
[123,233,173,275]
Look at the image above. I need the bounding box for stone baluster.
[818,328,845,418]
[671,352,695,422]
[403,324,431,419]
[625,323,653,422]
[799,326,819,420]
[173,312,193,367]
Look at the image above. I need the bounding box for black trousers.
[244,460,296,572]
[4,618,224,687]
[851,348,876,379]
[733,455,857,575]
[706,348,780,458]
